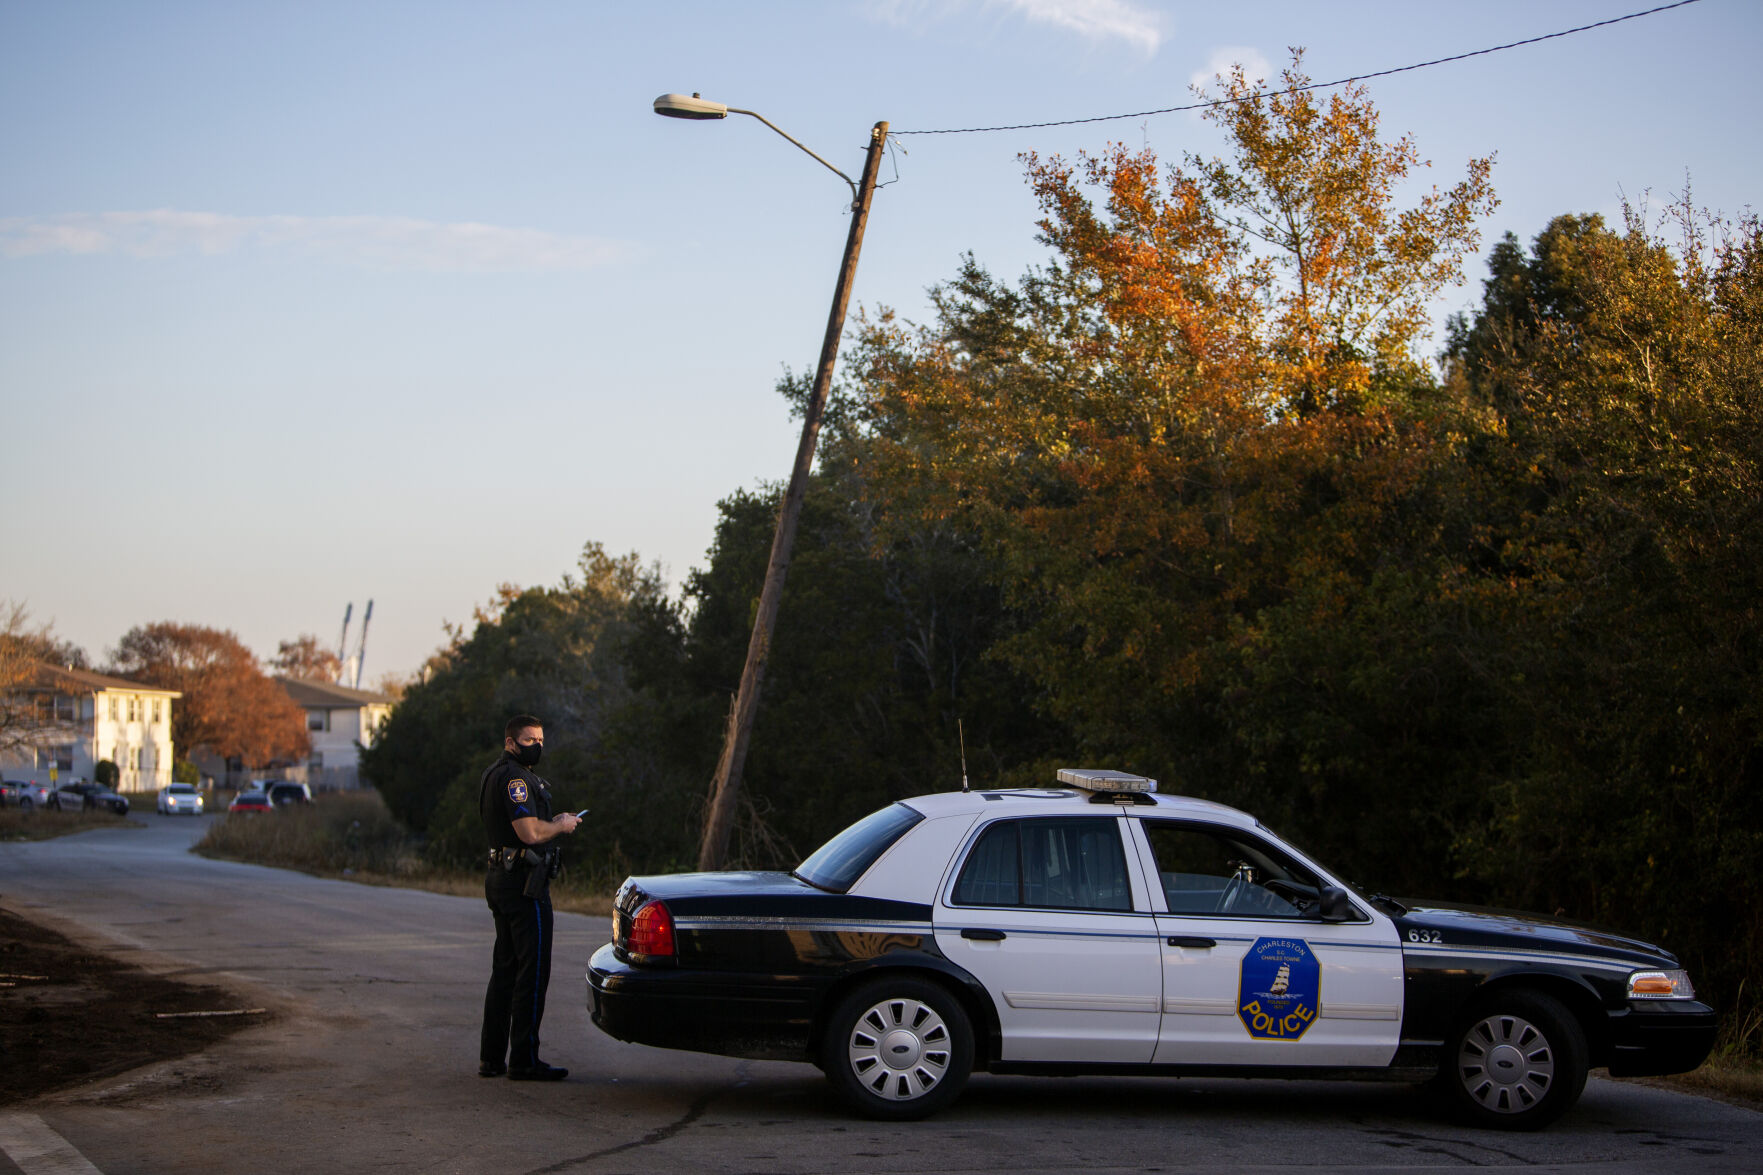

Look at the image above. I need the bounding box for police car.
[587,770,1715,1129]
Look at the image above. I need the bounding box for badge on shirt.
[507,779,529,804]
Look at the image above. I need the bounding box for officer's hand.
[554,812,581,834]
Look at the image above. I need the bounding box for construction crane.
[352,599,373,688]
[335,603,354,683]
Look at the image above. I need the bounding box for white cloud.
[1190,46,1276,100]
[866,0,1166,55]
[0,210,633,272]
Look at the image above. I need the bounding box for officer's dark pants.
[482,868,554,1071]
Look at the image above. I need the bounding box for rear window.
[794,803,924,893]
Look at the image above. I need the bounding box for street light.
[653,92,890,871]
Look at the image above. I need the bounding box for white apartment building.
[2,664,181,793]
[277,677,392,791]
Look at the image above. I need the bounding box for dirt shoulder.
[0,905,266,1105]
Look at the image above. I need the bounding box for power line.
[892,0,1704,136]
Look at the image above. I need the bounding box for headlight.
[1627,969,1695,999]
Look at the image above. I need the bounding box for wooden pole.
[697,120,890,871]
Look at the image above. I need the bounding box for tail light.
[627,900,675,958]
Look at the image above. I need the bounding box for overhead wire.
[891,0,1704,137]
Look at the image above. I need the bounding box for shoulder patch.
[507,779,529,804]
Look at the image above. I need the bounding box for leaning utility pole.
[696,120,889,871]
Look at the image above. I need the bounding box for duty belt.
[489,846,543,868]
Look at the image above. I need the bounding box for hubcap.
[846,997,951,1101]
[1458,1013,1555,1114]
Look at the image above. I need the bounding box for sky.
[3,0,1759,685]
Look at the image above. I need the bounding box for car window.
[1140,821,1318,919]
[952,817,1132,912]
[795,803,924,893]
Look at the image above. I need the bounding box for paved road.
[1,815,1758,1174]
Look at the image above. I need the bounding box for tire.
[820,976,974,1121]
[18,798,31,812]
[1444,989,1588,1130]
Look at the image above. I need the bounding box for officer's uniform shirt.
[480,751,555,850]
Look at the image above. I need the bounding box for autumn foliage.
[849,56,1496,766]
[111,623,309,767]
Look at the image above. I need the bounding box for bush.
[93,760,119,787]
[195,791,418,875]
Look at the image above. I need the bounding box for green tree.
[360,543,688,875]
[1445,205,1763,1035]
[644,472,1057,865]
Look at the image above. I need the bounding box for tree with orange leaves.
[110,623,309,768]
[844,52,1495,782]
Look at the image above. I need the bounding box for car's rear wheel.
[820,976,973,1120]
[1444,989,1587,1130]
[18,797,31,812]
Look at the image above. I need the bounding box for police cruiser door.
[934,814,1163,1063]
[1127,817,1404,1066]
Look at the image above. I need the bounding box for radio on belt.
[1054,768,1158,793]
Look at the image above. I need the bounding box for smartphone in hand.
[573,809,589,819]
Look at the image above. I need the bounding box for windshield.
[794,803,923,893]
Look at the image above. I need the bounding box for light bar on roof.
[1055,768,1158,793]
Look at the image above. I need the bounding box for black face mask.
[512,742,543,767]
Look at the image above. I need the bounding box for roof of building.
[277,677,393,708]
[32,662,182,697]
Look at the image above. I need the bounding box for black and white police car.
[587,770,1715,1128]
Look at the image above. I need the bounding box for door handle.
[1166,936,1216,948]
[961,928,1006,941]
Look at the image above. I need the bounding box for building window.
[308,709,329,732]
[310,752,324,770]
[128,696,140,723]
[108,696,118,721]
[152,700,162,725]
[53,745,74,772]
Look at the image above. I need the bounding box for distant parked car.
[50,782,129,815]
[156,783,205,815]
[267,781,313,807]
[228,790,274,815]
[2,779,53,810]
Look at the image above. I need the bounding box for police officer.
[479,714,581,1080]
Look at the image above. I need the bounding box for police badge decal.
[1238,937,1320,1040]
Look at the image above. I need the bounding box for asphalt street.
[0,813,1758,1174]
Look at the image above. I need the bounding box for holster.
[521,857,550,899]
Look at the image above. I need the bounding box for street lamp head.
[653,92,728,120]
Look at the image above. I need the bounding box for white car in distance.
[156,783,205,815]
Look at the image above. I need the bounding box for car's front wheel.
[1444,989,1587,1130]
[17,797,31,812]
[820,976,973,1120]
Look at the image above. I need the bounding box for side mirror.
[1317,886,1351,922]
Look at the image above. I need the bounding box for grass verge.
[192,791,615,918]
[1652,1057,1763,1110]
[0,807,137,842]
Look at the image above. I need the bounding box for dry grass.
[0,807,137,842]
[339,868,615,919]
[192,791,616,918]
[1652,1058,1763,1110]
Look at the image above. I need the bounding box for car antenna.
[958,719,970,793]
